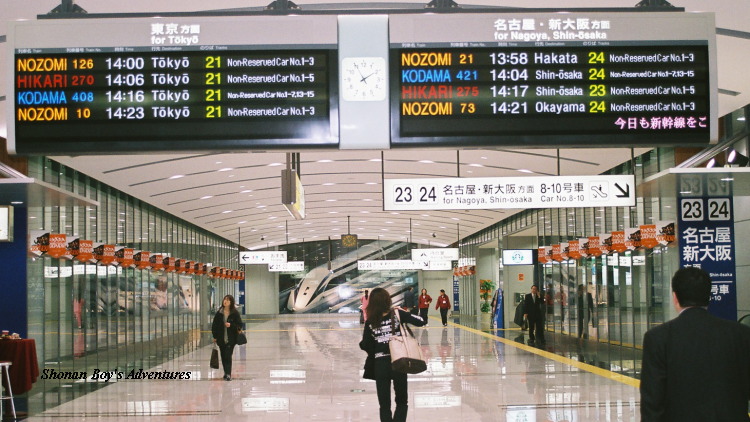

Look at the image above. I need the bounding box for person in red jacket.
[418,289,432,325]
[435,289,451,326]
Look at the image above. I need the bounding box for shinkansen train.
[286,241,410,313]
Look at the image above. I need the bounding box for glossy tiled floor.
[23,314,641,421]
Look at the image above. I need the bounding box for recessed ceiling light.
[419,160,434,164]
[238,221,247,224]
[222,210,232,214]
[329,211,338,214]
[323,182,336,186]
[269,216,278,220]
[738,116,746,121]
[365,182,378,185]
[360,211,370,214]
[326,199,337,202]
[201,195,213,200]
[257,205,266,208]
[369,158,382,162]
[317,159,333,163]
[518,169,534,173]
[268,162,283,167]
[218,168,233,172]
[240,189,252,193]
[469,163,484,167]
[169,175,184,179]
[11,201,23,205]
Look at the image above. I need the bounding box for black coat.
[640,307,750,421]
[211,308,243,347]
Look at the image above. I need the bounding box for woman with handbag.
[211,294,243,381]
[359,288,426,422]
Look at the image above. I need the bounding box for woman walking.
[211,295,243,381]
[417,289,432,325]
[435,289,451,326]
[359,288,426,422]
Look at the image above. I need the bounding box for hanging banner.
[175,259,187,273]
[640,224,659,249]
[610,231,626,253]
[163,257,176,273]
[568,240,581,260]
[599,233,612,255]
[115,247,134,267]
[68,238,94,262]
[586,236,601,257]
[579,238,590,258]
[537,246,551,264]
[657,221,676,246]
[551,243,568,262]
[624,227,641,251]
[185,261,195,274]
[194,262,204,275]
[134,251,151,269]
[93,243,115,265]
[150,254,164,271]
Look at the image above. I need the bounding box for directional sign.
[384,175,635,211]
[358,260,450,271]
[411,248,459,262]
[239,251,287,265]
[268,261,305,272]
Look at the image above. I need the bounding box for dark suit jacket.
[640,307,750,421]
[523,293,544,322]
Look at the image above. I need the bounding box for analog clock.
[341,57,386,101]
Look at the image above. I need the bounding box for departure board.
[8,16,339,154]
[389,12,718,147]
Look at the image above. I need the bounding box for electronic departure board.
[8,16,339,154]
[389,13,718,148]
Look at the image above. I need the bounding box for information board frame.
[7,15,340,155]
[389,12,718,148]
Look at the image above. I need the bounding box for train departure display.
[389,13,717,147]
[8,16,339,154]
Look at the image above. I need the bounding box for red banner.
[185,261,195,274]
[624,228,641,251]
[656,221,675,246]
[150,254,164,270]
[94,243,115,265]
[69,238,93,262]
[610,231,626,253]
[175,259,187,273]
[44,233,68,259]
[134,251,151,269]
[163,257,176,273]
[568,240,581,260]
[537,246,551,264]
[586,236,601,257]
[115,247,134,267]
[599,233,612,255]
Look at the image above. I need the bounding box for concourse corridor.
[25,314,641,421]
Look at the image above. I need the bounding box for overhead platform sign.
[239,250,287,264]
[384,175,635,211]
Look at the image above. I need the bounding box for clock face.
[341,57,386,102]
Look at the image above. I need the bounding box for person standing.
[576,284,594,341]
[402,286,416,314]
[640,267,750,421]
[435,289,451,326]
[417,289,432,325]
[359,288,426,422]
[360,289,370,324]
[523,285,545,346]
[211,294,243,381]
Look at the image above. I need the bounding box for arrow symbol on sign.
[615,183,630,198]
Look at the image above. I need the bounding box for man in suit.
[523,284,545,346]
[640,267,750,421]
